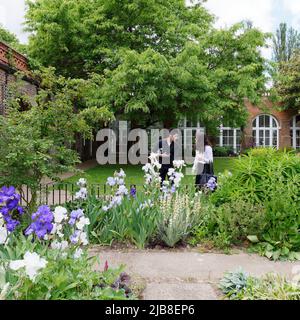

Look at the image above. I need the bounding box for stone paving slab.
[91,248,299,300]
[142,283,219,300]
[93,250,297,281]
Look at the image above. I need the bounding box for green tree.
[95,23,269,127]
[273,23,300,63]
[25,1,269,127]
[274,52,300,111]
[0,68,113,211]
[0,24,27,53]
[25,0,212,78]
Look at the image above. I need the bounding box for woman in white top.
[193,133,214,188]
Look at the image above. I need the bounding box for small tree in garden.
[0,68,113,212]
[273,52,300,112]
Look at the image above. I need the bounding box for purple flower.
[206,177,217,191]
[69,209,83,225]
[4,216,20,232]
[130,186,137,198]
[0,186,23,233]
[25,205,53,239]
[70,230,80,244]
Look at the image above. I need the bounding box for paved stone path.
[91,248,299,300]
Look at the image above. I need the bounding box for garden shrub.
[208,148,300,260]
[220,269,300,300]
[211,148,300,206]
[156,192,202,247]
[213,146,234,157]
[189,199,266,249]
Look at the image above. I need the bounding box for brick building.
[181,98,300,154]
[0,41,37,115]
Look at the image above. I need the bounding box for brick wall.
[0,41,37,115]
[243,98,298,149]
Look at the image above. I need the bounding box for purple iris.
[68,209,83,225]
[130,186,137,198]
[0,186,23,232]
[206,177,217,191]
[5,216,20,232]
[70,230,80,244]
[25,205,54,239]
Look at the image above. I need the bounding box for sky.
[1,0,300,58]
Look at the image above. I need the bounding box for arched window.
[290,115,300,149]
[252,114,279,148]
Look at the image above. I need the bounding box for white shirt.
[193,145,213,172]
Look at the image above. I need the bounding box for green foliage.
[221,271,300,300]
[273,23,300,63]
[156,192,202,247]
[76,191,160,249]
[189,199,266,250]
[0,68,113,210]
[25,0,212,77]
[0,235,132,300]
[25,1,269,126]
[211,148,300,205]
[205,148,300,260]
[219,268,249,298]
[0,24,26,53]
[213,146,235,157]
[274,52,300,111]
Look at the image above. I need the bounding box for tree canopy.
[274,52,300,111]
[273,23,300,63]
[0,68,113,209]
[25,0,270,127]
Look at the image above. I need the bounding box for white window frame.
[252,114,280,149]
[290,115,300,149]
[179,117,203,149]
[219,126,241,153]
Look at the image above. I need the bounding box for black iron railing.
[18,182,194,207]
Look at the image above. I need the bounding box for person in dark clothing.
[154,130,179,184]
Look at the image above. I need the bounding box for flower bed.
[0,186,135,300]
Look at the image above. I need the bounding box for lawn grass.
[63,157,235,186]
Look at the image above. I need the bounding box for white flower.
[50,240,60,250]
[0,282,10,300]
[117,169,126,178]
[79,232,88,245]
[9,252,47,281]
[51,240,69,251]
[73,248,83,259]
[111,195,123,206]
[102,206,109,212]
[115,178,124,185]
[173,160,185,169]
[167,168,175,176]
[53,206,68,224]
[116,185,128,196]
[142,163,152,173]
[149,152,159,163]
[77,178,87,187]
[76,217,90,230]
[145,174,152,184]
[0,226,8,245]
[75,187,88,200]
[106,177,116,187]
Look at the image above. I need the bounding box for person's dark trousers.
[159,165,172,184]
